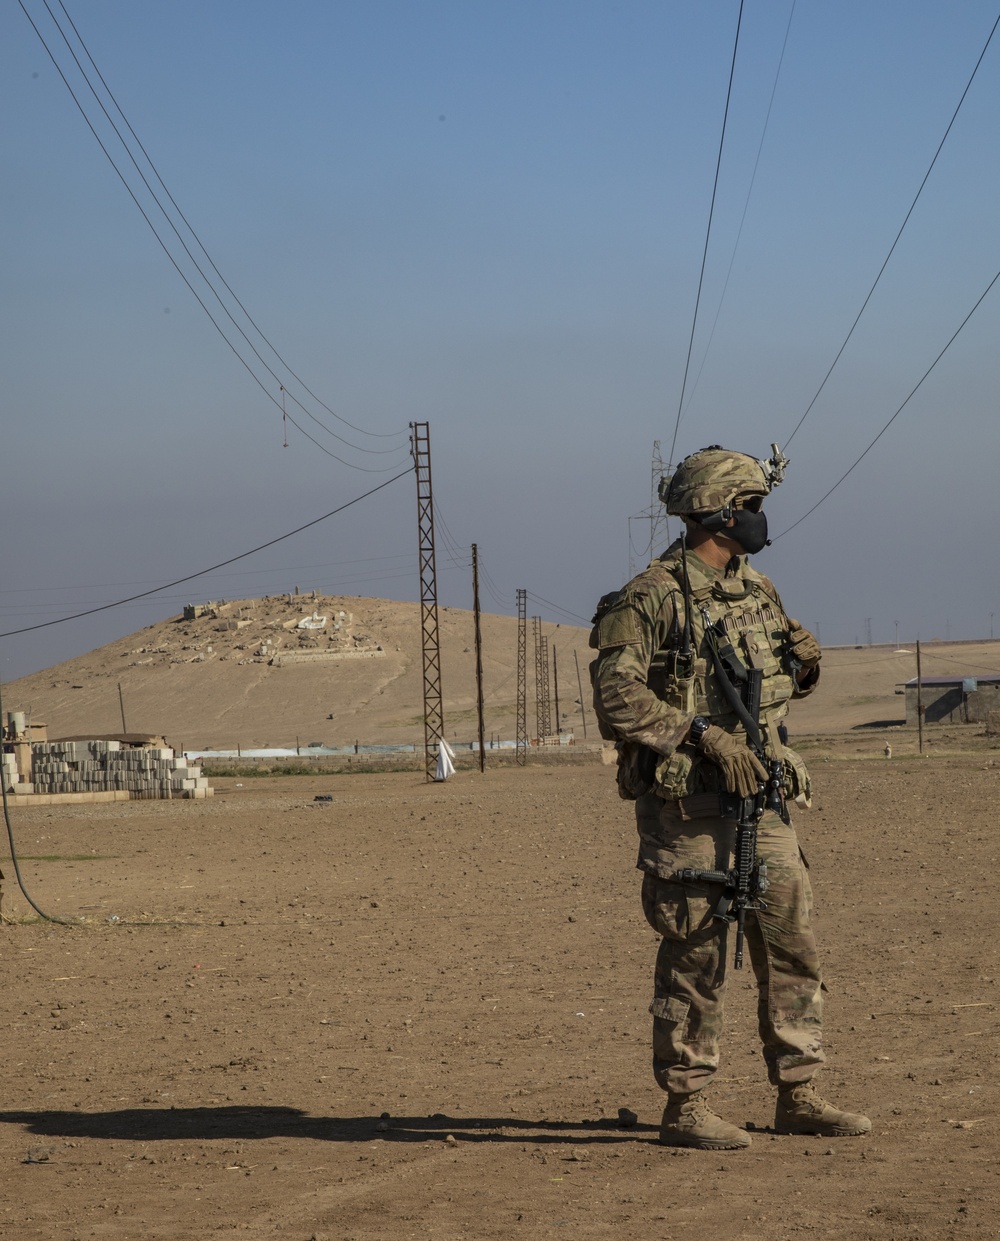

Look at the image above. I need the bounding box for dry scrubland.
[3,603,1000,1237]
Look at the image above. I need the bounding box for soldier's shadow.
[0,1107,657,1145]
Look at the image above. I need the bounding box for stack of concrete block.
[2,751,22,793]
[29,740,212,799]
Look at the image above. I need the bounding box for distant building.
[900,675,1000,724]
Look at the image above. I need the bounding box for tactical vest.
[646,552,796,733]
[592,548,812,808]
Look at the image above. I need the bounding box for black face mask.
[728,508,769,554]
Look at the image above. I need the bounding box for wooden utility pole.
[516,589,528,765]
[573,648,589,739]
[411,422,444,780]
[471,544,486,773]
[916,640,924,755]
[552,644,561,737]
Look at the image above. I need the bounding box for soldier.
[591,444,870,1151]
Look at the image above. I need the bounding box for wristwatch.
[689,716,711,745]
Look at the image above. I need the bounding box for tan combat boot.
[774,1081,871,1136]
[659,1092,751,1150]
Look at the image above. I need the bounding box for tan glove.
[698,725,768,798]
[786,618,821,668]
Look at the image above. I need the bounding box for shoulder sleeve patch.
[595,591,644,649]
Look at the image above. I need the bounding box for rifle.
[675,610,788,969]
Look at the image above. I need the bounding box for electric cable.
[0,551,416,596]
[35,0,410,457]
[51,0,403,444]
[0,467,414,638]
[681,0,796,418]
[784,6,1000,448]
[479,571,510,614]
[774,262,1000,540]
[431,500,470,569]
[18,0,410,465]
[0,565,428,623]
[667,0,745,469]
[0,677,80,924]
[470,549,513,614]
[524,591,591,626]
[923,652,1000,674]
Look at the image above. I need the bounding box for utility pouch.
[653,746,695,800]
[780,744,813,808]
[616,742,658,801]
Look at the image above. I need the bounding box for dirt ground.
[2,739,999,1240]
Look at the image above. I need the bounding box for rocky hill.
[4,594,596,751]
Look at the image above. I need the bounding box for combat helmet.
[659,443,788,526]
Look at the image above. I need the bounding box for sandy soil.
[2,741,999,1239]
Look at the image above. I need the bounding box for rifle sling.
[700,611,764,753]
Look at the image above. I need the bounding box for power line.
[667,0,745,469]
[0,468,414,638]
[479,570,510,614]
[0,567,432,621]
[784,6,1000,448]
[524,591,591,627]
[775,262,1000,539]
[680,1,796,418]
[51,0,404,445]
[0,551,417,596]
[19,0,410,468]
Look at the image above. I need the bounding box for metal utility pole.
[532,616,552,741]
[471,544,486,773]
[629,440,670,577]
[573,648,589,739]
[516,589,528,765]
[411,422,444,780]
[539,633,552,741]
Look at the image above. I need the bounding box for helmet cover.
[659,444,786,516]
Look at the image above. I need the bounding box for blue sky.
[4,0,1000,681]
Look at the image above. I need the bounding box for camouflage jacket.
[590,538,816,806]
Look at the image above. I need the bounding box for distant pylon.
[411,422,444,781]
[629,440,670,577]
[516,589,528,765]
[539,633,552,741]
[533,616,552,742]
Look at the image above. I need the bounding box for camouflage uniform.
[591,538,824,1096]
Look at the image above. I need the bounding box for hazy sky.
[4,1,1000,683]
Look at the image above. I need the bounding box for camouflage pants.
[636,797,825,1096]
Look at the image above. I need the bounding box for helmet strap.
[696,505,732,533]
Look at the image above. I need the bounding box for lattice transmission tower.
[516,588,528,765]
[532,616,552,742]
[410,422,444,780]
[628,440,671,578]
